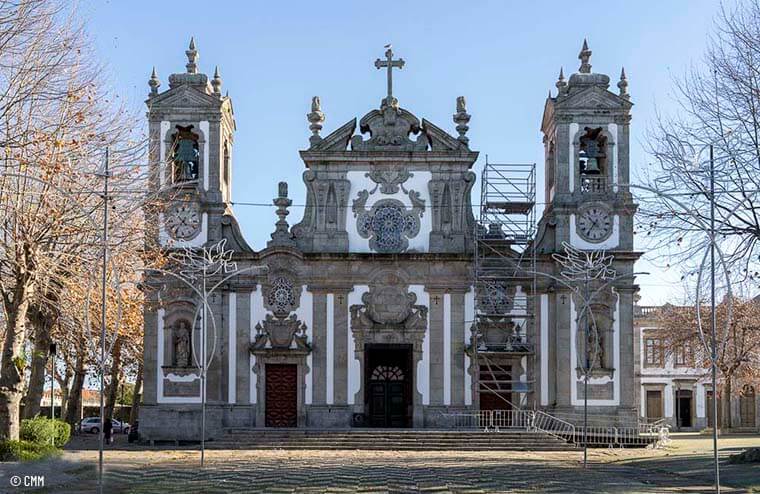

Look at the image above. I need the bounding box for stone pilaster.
[332,290,350,405]
[450,291,466,406]
[428,289,444,405]
[311,291,328,404]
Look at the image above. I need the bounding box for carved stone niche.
[573,288,616,379]
[161,302,201,377]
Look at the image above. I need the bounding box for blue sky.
[82,0,724,305]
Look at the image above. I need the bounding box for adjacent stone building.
[636,304,759,431]
[140,39,641,440]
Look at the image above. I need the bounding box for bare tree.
[639,0,760,284]
[0,0,158,440]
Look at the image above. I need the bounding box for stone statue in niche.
[173,320,192,367]
[585,325,604,370]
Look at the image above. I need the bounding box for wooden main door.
[365,345,412,428]
[265,364,297,427]
[368,373,406,427]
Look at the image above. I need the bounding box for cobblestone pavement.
[0,434,757,493]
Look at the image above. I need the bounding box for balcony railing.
[580,175,606,194]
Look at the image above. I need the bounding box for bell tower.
[537,40,640,421]
[539,39,634,252]
[146,38,236,247]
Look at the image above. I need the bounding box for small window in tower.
[223,141,230,189]
[578,127,607,175]
[546,140,556,197]
[171,125,200,183]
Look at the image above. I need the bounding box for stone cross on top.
[374,45,405,108]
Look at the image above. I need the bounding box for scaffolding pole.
[472,159,537,411]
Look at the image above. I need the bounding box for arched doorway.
[365,345,412,427]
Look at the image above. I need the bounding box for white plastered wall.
[345,171,433,253]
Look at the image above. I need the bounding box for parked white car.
[78,417,130,434]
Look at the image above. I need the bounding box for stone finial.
[268,181,296,247]
[555,67,567,94]
[148,66,160,96]
[186,37,198,74]
[578,39,592,74]
[307,96,325,146]
[212,66,222,94]
[618,67,629,99]
[453,96,471,145]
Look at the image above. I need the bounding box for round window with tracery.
[371,205,406,252]
[267,277,296,315]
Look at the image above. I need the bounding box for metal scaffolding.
[472,159,537,410]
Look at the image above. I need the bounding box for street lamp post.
[96,147,110,494]
[708,144,720,493]
[627,142,738,494]
[152,239,267,467]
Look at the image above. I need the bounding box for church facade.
[140,40,641,440]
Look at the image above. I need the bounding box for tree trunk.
[22,309,52,419]
[723,376,733,429]
[56,370,71,419]
[129,362,142,425]
[104,336,122,421]
[0,288,34,440]
[64,341,87,427]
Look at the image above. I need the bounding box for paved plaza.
[0,434,757,493]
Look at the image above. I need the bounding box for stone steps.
[210,429,576,451]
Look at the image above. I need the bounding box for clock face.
[165,203,201,240]
[577,206,612,242]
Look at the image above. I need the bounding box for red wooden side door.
[265,364,297,427]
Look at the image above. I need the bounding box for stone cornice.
[298,150,479,166]
[305,283,355,292]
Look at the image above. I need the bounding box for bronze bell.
[584,156,600,173]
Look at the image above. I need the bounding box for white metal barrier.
[443,409,669,448]
[444,410,533,431]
